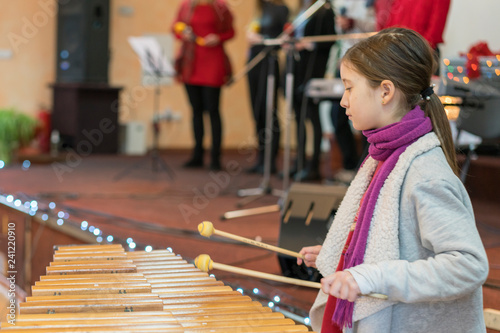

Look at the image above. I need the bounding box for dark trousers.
[184,84,222,163]
[331,102,367,170]
[294,95,322,171]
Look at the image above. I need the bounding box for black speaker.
[278,183,347,281]
[56,0,110,83]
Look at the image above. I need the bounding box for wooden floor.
[1,147,499,328]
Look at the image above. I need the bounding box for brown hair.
[342,27,458,175]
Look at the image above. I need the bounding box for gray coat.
[311,133,489,333]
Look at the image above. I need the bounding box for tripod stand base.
[221,204,281,221]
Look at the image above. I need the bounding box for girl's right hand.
[297,245,322,268]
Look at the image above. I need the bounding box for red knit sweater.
[376,0,451,49]
[172,0,235,87]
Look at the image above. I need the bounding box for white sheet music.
[128,36,175,83]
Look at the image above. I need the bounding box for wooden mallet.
[198,221,305,259]
[194,254,318,288]
[193,254,388,300]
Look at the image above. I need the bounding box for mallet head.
[194,254,213,272]
[198,221,215,238]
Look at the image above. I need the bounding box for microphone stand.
[234,49,284,206]
[221,37,299,220]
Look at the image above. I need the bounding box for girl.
[298,28,489,332]
[172,0,234,170]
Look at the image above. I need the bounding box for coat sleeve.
[215,3,235,42]
[317,6,337,51]
[347,177,489,303]
[172,1,189,40]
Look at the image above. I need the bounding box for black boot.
[183,148,203,168]
[209,150,222,171]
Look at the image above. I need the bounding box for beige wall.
[0,0,297,151]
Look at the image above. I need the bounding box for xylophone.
[1,244,314,332]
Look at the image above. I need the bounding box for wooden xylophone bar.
[2,244,314,332]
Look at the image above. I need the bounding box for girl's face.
[340,61,400,131]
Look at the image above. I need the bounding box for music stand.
[114,36,176,181]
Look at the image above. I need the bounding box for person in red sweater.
[172,0,234,170]
[376,0,450,50]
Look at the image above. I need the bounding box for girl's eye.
[345,87,351,91]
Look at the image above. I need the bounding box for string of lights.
[0,188,313,327]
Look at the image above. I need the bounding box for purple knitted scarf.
[332,105,433,328]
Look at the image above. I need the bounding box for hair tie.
[420,84,435,101]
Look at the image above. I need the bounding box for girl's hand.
[321,271,361,302]
[297,245,322,268]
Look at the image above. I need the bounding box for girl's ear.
[380,80,397,104]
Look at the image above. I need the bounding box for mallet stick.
[199,221,305,259]
[194,254,387,300]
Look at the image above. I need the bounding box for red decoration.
[461,42,497,79]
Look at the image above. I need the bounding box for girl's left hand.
[321,271,361,302]
[203,34,220,46]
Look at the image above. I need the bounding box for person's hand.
[181,27,195,42]
[203,34,221,47]
[297,245,322,268]
[294,41,314,51]
[321,271,361,302]
[247,31,263,45]
[336,16,354,32]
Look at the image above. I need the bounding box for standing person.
[298,28,488,332]
[329,0,376,184]
[292,0,336,181]
[376,0,451,75]
[246,0,289,174]
[172,0,235,171]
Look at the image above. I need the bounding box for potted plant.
[0,108,38,165]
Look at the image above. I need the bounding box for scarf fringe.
[332,257,363,329]
[332,299,355,329]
